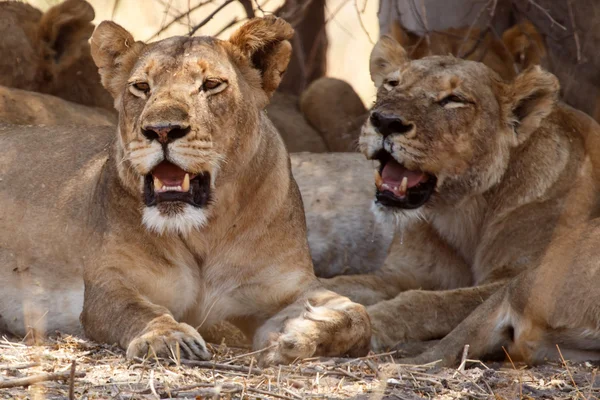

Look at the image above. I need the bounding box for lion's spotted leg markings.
[254,290,371,366]
[126,315,211,361]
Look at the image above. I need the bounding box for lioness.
[0,17,370,365]
[319,34,600,363]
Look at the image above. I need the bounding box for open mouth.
[143,161,211,208]
[373,151,437,209]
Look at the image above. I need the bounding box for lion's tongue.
[380,159,426,196]
[152,161,187,186]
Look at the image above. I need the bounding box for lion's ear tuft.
[228,16,294,98]
[370,35,408,88]
[507,65,559,143]
[90,21,145,100]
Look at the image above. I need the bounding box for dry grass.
[1,335,599,399]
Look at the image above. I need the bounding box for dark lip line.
[143,172,212,208]
[372,149,437,209]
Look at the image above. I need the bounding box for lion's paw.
[259,302,370,366]
[126,316,211,361]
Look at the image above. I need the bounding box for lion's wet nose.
[370,112,413,138]
[142,123,191,144]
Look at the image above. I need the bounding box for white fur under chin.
[142,204,208,235]
[371,200,427,232]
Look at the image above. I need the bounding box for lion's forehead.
[132,36,233,83]
[388,57,497,100]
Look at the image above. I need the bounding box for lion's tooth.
[399,177,408,194]
[374,169,383,188]
[154,177,163,191]
[182,173,190,192]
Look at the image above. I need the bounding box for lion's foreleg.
[81,275,211,361]
[367,282,505,351]
[320,273,413,305]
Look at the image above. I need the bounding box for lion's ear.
[507,65,559,142]
[370,35,408,88]
[228,16,294,98]
[90,21,146,100]
[38,0,95,72]
[502,20,547,71]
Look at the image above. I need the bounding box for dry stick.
[305,0,350,77]
[148,0,216,40]
[528,0,567,31]
[457,344,470,373]
[502,346,523,400]
[68,360,76,400]
[556,344,584,399]
[566,0,582,63]
[176,382,293,399]
[0,370,86,389]
[189,0,236,36]
[0,362,39,370]
[214,17,241,38]
[180,359,264,375]
[354,0,374,44]
[239,0,255,18]
[457,0,492,58]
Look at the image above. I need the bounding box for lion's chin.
[371,200,426,232]
[142,203,209,235]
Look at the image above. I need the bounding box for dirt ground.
[1,334,599,399]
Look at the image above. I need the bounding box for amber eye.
[133,82,150,93]
[203,79,222,91]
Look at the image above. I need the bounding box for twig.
[0,370,86,389]
[354,0,374,44]
[175,383,293,399]
[68,360,76,400]
[214,17,241,38]
[180,359,264,375]
[457,344,470,373]
[528,0,567,31]
[238,0,255,18]
[457,0,492,58]
[556,344,584,399]
[189,0,236,36]
[0,362,39,370]
[148,0,215,40]
[148,369,159,400]
[502,346,522,399]
[566,0,582,63]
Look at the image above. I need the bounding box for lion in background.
[316,33,600,365]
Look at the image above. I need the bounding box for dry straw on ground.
[1,334,599,399]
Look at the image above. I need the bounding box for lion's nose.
[142,123,191,144]
[370,112,413,138]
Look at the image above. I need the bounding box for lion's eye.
[133,82,150,93]
[383,79,399,91]
[438,94,466,107]
[203,79,222,91]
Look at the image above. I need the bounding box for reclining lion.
[0,16,370,366]
[318,34,600,365]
